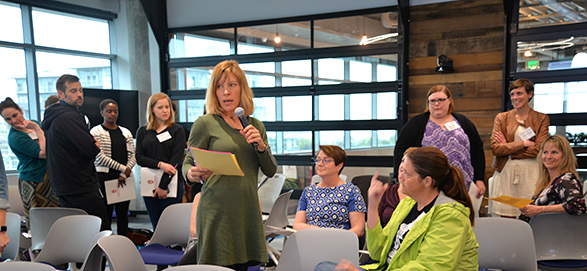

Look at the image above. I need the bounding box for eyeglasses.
[313,158,334,164]
[428,98,448,104]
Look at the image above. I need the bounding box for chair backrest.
[311,174,347,185]
[30,207,88,251]
[165,264,235,271]
[474,217,537,271]
[264,190,293,230]
[34,215,101,265]
[0,261,57,271]
[350,175,391,207]
[150,203,193,246]
[97,235,148,271]
[258,174,287,213]
[2,212,22,261]
[78,231,117,271]
[276,228,359,271]
[529,212,587,261]
[8,185,25,216]
[86,230,113,256]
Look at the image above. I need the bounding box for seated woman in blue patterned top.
[294,145,367,237]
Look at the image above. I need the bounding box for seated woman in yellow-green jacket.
[315,146,478,271]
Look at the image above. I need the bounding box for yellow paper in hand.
[189,147,244,176]
[490,195,534,208]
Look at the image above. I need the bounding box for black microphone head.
[235,107,245,117]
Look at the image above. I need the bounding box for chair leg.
[266,243,280,265]
[68,262,80,270]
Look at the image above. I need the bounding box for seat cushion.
[538,260,587,268]
[139,243,184,266]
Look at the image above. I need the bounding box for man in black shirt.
[43,74,110,231]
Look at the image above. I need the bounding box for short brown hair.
[508,78,534,101]
[44,95,59,109]
[56,74,80,92]
[205,60,254,116]
[425,85,454,114]
[319,145,347,174]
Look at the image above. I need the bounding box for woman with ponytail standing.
[315,146,478,271]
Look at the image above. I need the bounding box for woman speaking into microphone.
[182,60,277,270]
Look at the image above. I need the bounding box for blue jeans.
[314,261,367,271]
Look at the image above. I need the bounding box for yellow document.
[490,195,534,208]
[189,147,244,176]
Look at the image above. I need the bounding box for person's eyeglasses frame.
[313,158,335,165]
[427,97,449,105]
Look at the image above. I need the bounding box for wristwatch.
[0,226,6,232]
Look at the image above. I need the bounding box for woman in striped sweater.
[90,99,136,236]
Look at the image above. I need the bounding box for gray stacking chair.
[474,217,537,271]
[275,228,359,271]
[29,207,88,253]
[530,213,587,271]
[33,215,101,270]
[258,173,287,214]
[97,235,148,271]
[2,212,22,261]
[0,261,57,271]
[264,190,294,264]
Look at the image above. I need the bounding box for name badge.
[519,127,536,141]
[28,131,39,140]
[444,121,460,131]
[156,131,172,143]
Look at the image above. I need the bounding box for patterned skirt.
[489,157,540,217]
[19,170,61,227]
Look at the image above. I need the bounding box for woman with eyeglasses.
[394,85,485,201]
[293,145,366,237]
[489,78,550,217]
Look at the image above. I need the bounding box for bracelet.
[542,206,545,213]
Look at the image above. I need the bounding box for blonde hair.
[534,135,579,197]
[425,85,455,115]
[205,60,254,116]
[146,93,175,130]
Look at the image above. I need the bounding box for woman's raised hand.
[368,171,389,206]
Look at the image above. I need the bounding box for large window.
[0,1,115,171]
[168,8,403,187]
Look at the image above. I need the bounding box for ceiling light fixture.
[362,33,399,45]
[274,24,281,44]
[359,16,368,46]
[524,50,533,57]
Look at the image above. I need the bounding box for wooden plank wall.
[408,0,504,186]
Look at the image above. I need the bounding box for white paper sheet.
[104,177,136,205]
[140,167,178,198]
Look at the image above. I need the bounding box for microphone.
[235,107,258,148]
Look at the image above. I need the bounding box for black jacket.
[42,101,100,196]
[393,112,485,182]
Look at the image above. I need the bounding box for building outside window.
[168,9,404,188]
[0,1,115,171]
